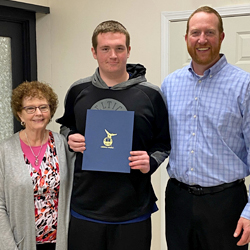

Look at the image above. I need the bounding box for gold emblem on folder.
[101,129,117,149]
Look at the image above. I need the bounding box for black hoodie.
[56,64,171,222]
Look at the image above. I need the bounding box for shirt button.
[195,97,198,100]
[210,75,212,78]
[193,115,197,118]
[198,80,202,83]
[192,133,195,136]
[191,168,194,171]
[191,150,194,153]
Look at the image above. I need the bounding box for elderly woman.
[0,81,74,250]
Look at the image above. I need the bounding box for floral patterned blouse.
[23,131,60,243]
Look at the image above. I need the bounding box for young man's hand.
[129,151,150,173]
[68,133,86,153]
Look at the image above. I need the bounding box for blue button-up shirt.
[161,55,250,219]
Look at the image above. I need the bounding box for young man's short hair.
[92,20,130,51]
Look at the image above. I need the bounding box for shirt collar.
[188,54,227,78]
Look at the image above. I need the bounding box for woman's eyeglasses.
[22,104,50,114]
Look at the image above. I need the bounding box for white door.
[222,15,250,72]
[161,5,250,250]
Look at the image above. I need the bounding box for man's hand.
[128,151,150,174]
[68,133,86,153]
[234,217,250,246]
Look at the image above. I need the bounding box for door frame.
[0,6,37,86]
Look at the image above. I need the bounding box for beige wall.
[17,0,250,131]
[13,0,250,249]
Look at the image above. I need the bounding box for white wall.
[13,0,250,249]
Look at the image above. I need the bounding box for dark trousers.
[68,215,152,250]
[36,243,56,250]
[165,178,248,250]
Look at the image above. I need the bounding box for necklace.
[24,131,46,166]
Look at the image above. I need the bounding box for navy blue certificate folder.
[82,109,134,173]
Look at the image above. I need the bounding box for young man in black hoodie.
[57,20,171,250]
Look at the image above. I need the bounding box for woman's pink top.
[20,131,60,243]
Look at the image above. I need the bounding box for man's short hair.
[186,6,224,34]
[92,20,130,52]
